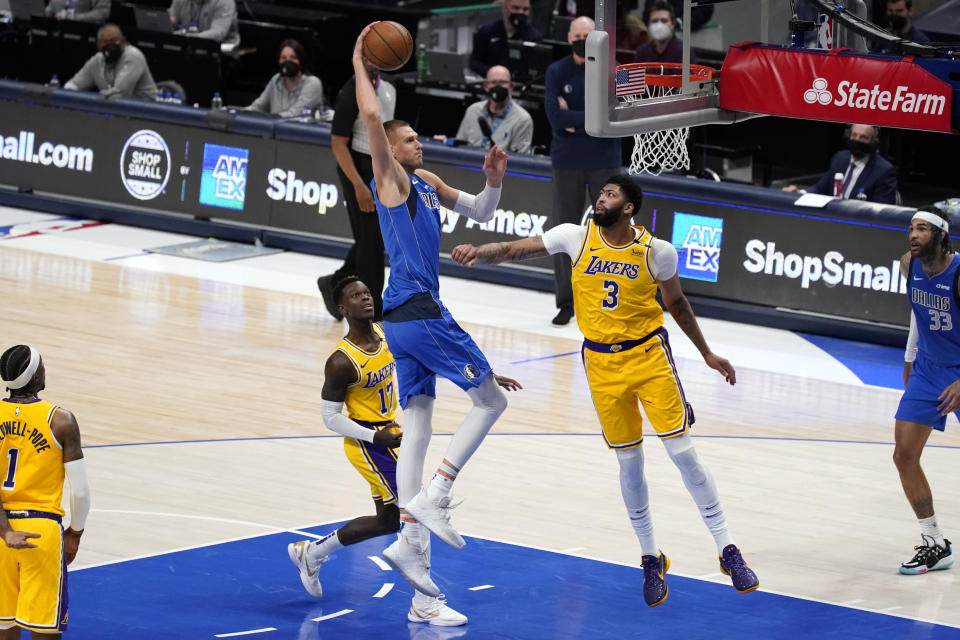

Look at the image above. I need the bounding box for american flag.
[616,66,646,97]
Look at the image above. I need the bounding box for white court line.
[312,609,353,622]
[559,547,586,553]
[838,599,866,606]
[877,606,904,613]
[698,573,724,579]
[214,628,277,638]
[372,583,394,598]
[368,555,391,571]
[469,585,495,591]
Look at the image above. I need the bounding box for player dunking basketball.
[452,175,759,606]
[893,209,955,575]
[351,23,522,600]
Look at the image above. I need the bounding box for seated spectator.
[247,40,324,118]
[617,3,648,51]
[168,0,240,47]
[873,0,929,53]
[782,124,897,204]
[634,0,682,63]
[470,0,542,77]
[455,65,533,154]
[65,24,158,100]
[45,0,109,23]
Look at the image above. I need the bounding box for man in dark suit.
[469,0,543,77]
[783,124,898,204]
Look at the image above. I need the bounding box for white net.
[621,81,690,176]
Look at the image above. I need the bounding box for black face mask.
[487,85,509,103]
[279,60,301,78]
[847,138,874,159]
[888,13,907,30]
[571,38,587,58]
[508,12,527,31]
[101,43,122,64]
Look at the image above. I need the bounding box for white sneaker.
[408,594,468,627]
[404,490,465,550]
[383,536,440,597]
[287,540,326,598]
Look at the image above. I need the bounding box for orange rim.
[615,62,718,87]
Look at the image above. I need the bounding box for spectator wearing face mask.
[873,0,929,53]
[65,23,158,100]
[455,65,533,153]
[469,0,543,77]
[168,0,240,46]
[45,0,110,23]
[634,0,682,63]
[247,39,324,118]
[782,124,897,204]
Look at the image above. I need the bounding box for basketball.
[362,21,414,72]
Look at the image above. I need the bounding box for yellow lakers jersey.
[336,324,398,423]
[0,399,65,515]
[571,220,664,344]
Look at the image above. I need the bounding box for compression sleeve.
[452,184,502,223]
[321,399,375,443]
[64,458,91,531]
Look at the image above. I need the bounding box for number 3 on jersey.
[602,280,620,310]
[928,308,953,331]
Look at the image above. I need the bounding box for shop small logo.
[120,130,170,200]
[803,77,832,106]
[200,144,248,210]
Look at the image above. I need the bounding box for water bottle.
[833,172,843,197]
[416,44,427,82]
[188,21,198,33]
[299,104,313,122]
[64,0,74,18]
[48,74,60,88]
[210,92,223,110]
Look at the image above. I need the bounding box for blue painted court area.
[68,523,959,639]
[799,332,906,390]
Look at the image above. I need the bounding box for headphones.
[843,124,880,154]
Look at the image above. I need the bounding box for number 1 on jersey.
[378,381,395,415]
[2,448,18,490]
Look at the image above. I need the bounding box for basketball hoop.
[615,62,718,176]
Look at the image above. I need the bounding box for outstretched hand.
[353,23,376,65]
[451,244,479,267]
[483,145,508,187]
[3,529,40,550]
[495,375,523,391]
[704,352,736,385]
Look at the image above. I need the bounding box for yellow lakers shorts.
[343,421,399,505]
[0,515,68,633]
[581,327,695,449]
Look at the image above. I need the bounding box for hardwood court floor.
[0,216,958,632]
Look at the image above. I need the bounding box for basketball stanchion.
[615,62,718,176]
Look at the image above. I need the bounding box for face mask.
[101,43,122,64]
[649,21,672,41]
[279,60,301,77]
[847,138,874,159]
[571,38,587,57]
[487,85,509,103]
[508,12,527,31]
[887,13,907,30]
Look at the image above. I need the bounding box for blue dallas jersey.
[373,173,443,313]
[910,255,960,366]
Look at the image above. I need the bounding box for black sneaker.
[899,536,953,575]
[552,305,574,326]
[317,275,343,321]
[719,544,759,593]
[641,551,669,607]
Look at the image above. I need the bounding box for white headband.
[3,346,40,390]
[913,211,949,233]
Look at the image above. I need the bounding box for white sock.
[397,395,434,508]
[426,459,459,500]
[426,375,506,501]
[309,530,344,560]
[919,515,947,548]
[615,446,658,557]
[662,434,735,554]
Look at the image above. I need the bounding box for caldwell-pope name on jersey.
[0,420,52,452]
[364,362,396,388]
[583,255,641,279]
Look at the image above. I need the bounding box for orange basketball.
[362,21,414,72]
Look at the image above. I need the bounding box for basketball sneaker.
[287,540,327,598]
[383,536,441,597]
[408,593,468,627]
[404,490,465,550]
[899,536,953,575]
[316,275,343,321]
[641,551,669,607]
[719,544,759,593]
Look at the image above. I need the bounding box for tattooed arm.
[451,237,550,266]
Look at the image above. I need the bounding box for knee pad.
[469,374,508,416]
[663,436,707,485]
[615,446,645,490]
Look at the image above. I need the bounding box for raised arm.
[321,351,401,448]
[452,236,549,266]
[51,407,89,564]
[418,144,507,222]
[353,25,403,207]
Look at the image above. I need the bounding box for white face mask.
[649,21,672,41]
